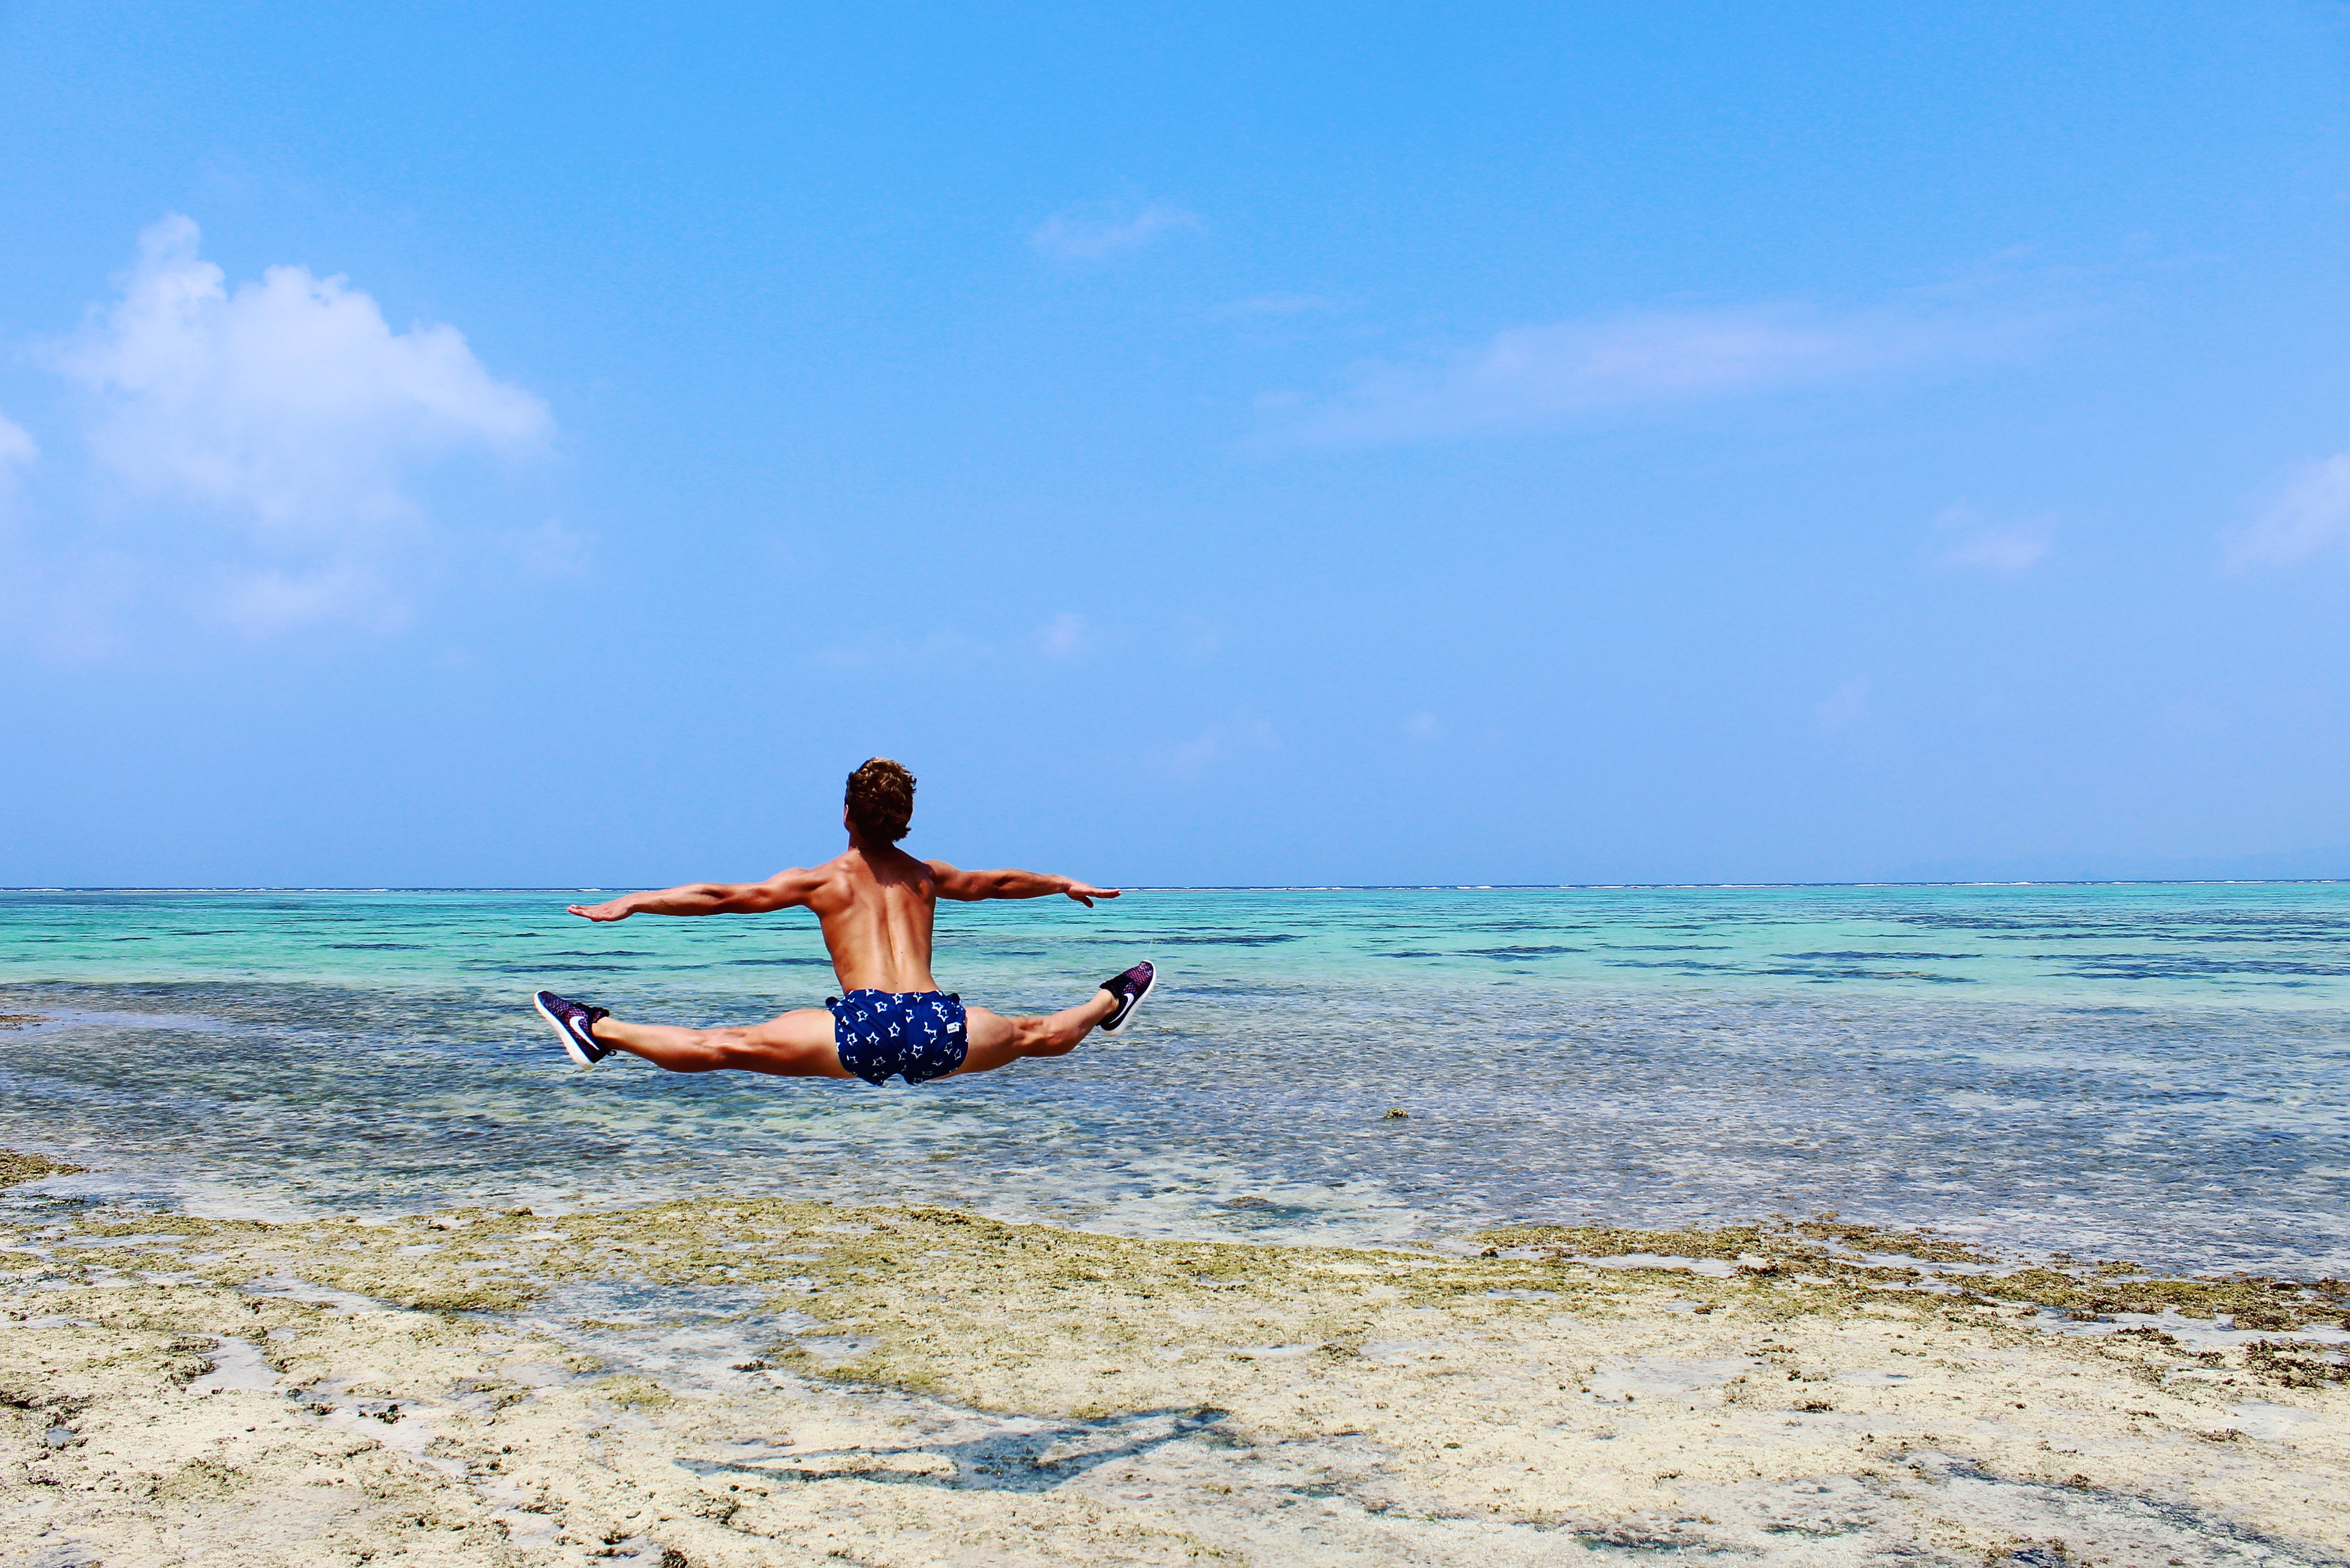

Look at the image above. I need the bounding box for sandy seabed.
[3,1160,2347,1567]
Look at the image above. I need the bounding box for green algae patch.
[79,1216,264,1238]
[388,1278,546,1313]
[10,1196,2345,1407]
[589,1373,679,1411]
[0,1150,84,1188]
[2245,1339,2350,1387]
[1475,1213,1998,1268]
[1986,1266,2349,1330]
[764,1214,1450,1406]
[155,1457,245,1503]
[1471,1214,2350,1333]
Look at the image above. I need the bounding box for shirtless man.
[528,758,1155,1085]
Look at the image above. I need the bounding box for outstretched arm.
[569,867,827,922]
[927,862,1120,908]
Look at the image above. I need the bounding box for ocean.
[2,882,2344,1277]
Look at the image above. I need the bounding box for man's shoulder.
[783,854,854,899]
[819,848,932,889]
[881,848,945,894]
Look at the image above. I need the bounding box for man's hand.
[567,898,634,922]
[1064,882,1120,908]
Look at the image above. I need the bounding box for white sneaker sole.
[1098,966,1158,1034]
[532,992,601,1069]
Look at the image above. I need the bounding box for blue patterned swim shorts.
[827,990,968,1085]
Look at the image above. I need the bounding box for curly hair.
[845,757,916,844]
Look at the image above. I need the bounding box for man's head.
[843,757,916,845]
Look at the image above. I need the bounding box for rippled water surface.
[2,884,2344,1274]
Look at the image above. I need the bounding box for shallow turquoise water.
[2,883,2344,1274]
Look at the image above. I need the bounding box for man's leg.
[947,991,1118,1077]
[591,1008,853,1077]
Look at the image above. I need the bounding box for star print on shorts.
[827,989,969,1085]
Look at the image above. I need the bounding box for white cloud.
[1029,204,1201,262]
[60,215,548,533]
[2232,454,2350,567]
[1255,295,2041,447]
[1934,502,2053,574]
[40,215,549,630]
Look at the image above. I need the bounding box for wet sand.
[5,1189,2347,1566]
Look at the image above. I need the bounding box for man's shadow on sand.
[675,1404,1236,1494]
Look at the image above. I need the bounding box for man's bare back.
[565,841,1118,994]
[530,760,1155,1085]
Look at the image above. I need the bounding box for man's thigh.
[728,1007,854,1077]
[946,1005,1025,1076]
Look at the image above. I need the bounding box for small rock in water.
[1383,1108,1410,1120]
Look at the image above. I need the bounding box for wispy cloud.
[1815,677,1870,732]
[0,545,140,660]
[1212,292,1343,320]
[1154,717,1278,779]
[1254,293,2046,448]
[812,626,989,672]
[2231,454,2350,568]
[222,564,407,636]
[0,413,35,487]
[1037,611,1090,659]
[46,214,550,631]
[1934,502,2055,574]
[505,517,590,578]
[0,412,120,658]
[1029,204,1201,262]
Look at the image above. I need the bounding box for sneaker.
[1096,962,1157,1034]
[532,990,612,1068]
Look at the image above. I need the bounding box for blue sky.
[6,2,2350,886]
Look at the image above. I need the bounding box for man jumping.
[530,758,1155,1085]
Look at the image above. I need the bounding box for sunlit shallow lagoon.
[2,882,2344,1275]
